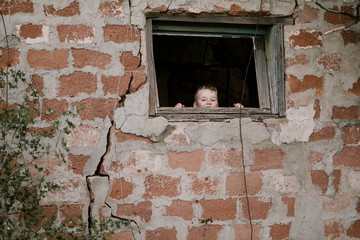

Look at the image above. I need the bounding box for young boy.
[175,84,243,108]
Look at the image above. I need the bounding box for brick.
[324,6,341,24]
[190,174,220,195]
[241,197,272,220]
[341,30,360,45]
[0,0,33,15]
[31,74,44,96]
[118,151,162,173]
[103,25,140,43]
[233,224,262,240]
[289,29,322,48]
[115,129,152,143]
[165,132,190,146]
[345,78,360,96]
[317,53,341,71]
[331,106,359,120]
[168,8,186,14]
[200,198,237,221]
[102,74,131,96]
[168,150,205,172]
[347,219,360,238]
[68,154,90,175]
[311,170,328,193]
[58,25,94,43]
[60,204,84,222]
[40,204,58,220]
[165,200,194,221]
[67,124,101,147]
[148,5,168,13]
[325,219,345,240]
[72,48,110,69]
[211,6,226,14]
[208,148,242,170]
[129,70,146,93]
[270,223,291,240]
[250,149,284,171]
[286,54,309,67]
[99,0,125,17]
[143,175,180,199]
[76,98,118,120]
[41,99,68,121]
[324,6,353,25]
[0,47,20,68]
[226,172,263,196]
[271,173,298,195]
[18,24,43,39]
[27,49,68,69]
[281,197,295,217]
[333,146,360,168]
[287,74,324,96]
[120,51,141,71]
[314,99,320,119]
[298,4,319,23]
[146,227,177,240]
[106,231,133,240]
[309,125,336,142]
[333,169,341,193]
[323,195,351,212]
[29,157,62,177]
[58,71,97,97]
[228,4,246,16]
[187,225,222,240]
[308,152,323,166]
[116,201,152,222]
[44,1,80,17]
[109,178,134,200]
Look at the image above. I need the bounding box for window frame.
[146,14,293,121]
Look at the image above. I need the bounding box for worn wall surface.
[1,0,360,239]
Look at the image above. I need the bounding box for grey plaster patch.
[185,121,240,147]
[121,114,169,140]
[124,84,149,116]
[114,107,126,129]
[242,121,271,144]
[83,117,112,175]
[88,176,110,205]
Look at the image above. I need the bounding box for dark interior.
[153,35,259,108]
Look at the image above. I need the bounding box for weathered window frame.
[146,14,293,121]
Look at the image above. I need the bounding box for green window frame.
[146,15,293,121]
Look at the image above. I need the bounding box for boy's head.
[193,84,218,108]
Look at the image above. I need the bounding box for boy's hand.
[233,103,244,109]
[175,103,184,108]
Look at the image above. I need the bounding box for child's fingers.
[175,103,185,108]
[233,103,244,109]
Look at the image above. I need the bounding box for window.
[146,15,293,121]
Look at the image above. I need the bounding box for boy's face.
[193,89,218,108]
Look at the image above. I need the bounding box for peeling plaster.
[266,104,316,145]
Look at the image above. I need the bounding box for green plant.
[0,69,127,239]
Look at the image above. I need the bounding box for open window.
[146,15,293,121]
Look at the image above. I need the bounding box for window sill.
[152,107,279,122]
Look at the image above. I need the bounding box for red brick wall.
[3,0,360,239]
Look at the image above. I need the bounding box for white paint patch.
[270,104,315,145]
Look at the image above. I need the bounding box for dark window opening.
[153,35,259,108]
[146,15,293,121]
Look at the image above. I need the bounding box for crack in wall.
[85,120,139,237]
